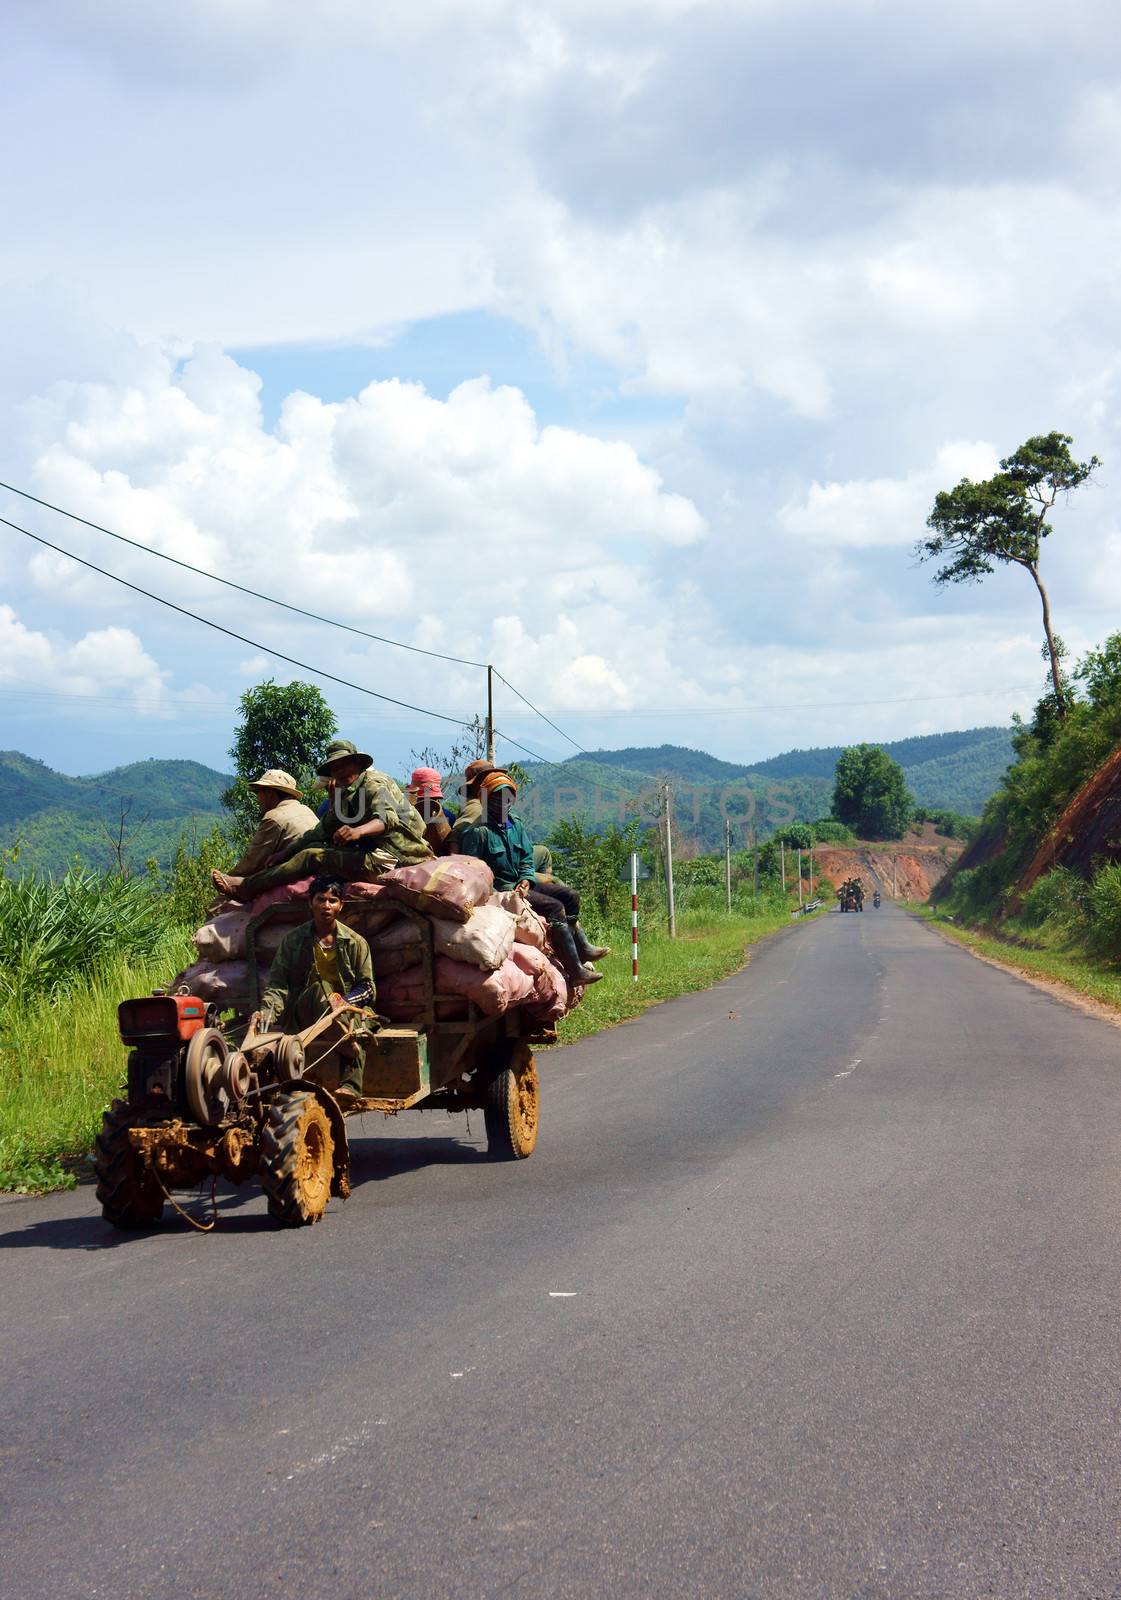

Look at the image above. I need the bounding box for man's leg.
[527,888,602,985]
[541,880,610,964]
[216,847,382,902]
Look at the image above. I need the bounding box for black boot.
[571,918,610,963]
[550,920,603,985]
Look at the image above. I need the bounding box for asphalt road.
[4,905,1121,1600]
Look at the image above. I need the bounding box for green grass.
[555,900,807,1044]
[906,902,1121,1013]
[0,929,192,1194]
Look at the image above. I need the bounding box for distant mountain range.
[0,726,1014,874]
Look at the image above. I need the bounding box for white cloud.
[0,604,169,712]
[777,441,1000,548]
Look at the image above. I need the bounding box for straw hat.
[248,768,303,799]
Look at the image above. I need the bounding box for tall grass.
[0,870,192,1191]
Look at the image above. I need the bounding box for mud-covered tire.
[259,1090,335,1227]
[484,1043,539,1161]
[95,1099,165,1230]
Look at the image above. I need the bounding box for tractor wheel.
[484,1042,539,1161]
[95,1099,165,1230]
[259,1090,335,1227]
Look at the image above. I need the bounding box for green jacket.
[260,919,374,1029]
[293,769,431,864]
[457,814,536,891]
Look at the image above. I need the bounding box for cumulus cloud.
[777,442,1000,548]
[0,604,169,711]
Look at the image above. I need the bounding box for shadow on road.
[0,1136,487,1250]
[347,1133,488,1184]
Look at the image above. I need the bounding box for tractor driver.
[252,874,375,1102]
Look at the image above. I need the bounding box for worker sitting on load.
[447,758,497,851]
[213,740,432,902]
[408,766,453,855]
[210,769,319,894]
[251,874,375,1102]
[456,771,608,986]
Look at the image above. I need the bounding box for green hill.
[522,727,1014,851]
[0,752,231,876]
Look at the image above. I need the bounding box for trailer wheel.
[259,1089,335,1226]
[95,1099,165,1230]
[484,1042,539,1161]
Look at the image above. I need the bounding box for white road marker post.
[631,850,639,983]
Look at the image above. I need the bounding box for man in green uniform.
[210,768,319,893]
[213,740,432,901]
[252,874,375,1100]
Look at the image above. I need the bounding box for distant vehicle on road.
[872,890,881,909]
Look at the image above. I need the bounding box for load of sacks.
[174,856,579,1027]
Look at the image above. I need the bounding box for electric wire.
[0,480,487,669]
[0,515,475,731]
[492,669,586,753]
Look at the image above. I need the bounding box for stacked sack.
[175,855,577,1027]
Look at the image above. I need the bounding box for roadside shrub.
[810,819,855,844]
[1087,863,1121,955]
[1020,867,1087,930]
[149,822,234,929]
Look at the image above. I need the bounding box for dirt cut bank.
[812,827,964,901]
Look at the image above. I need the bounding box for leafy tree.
[546,816,644,922]
[832,745,913,839]
[224,680,337,837]
[919,432,1100,715]
[773,822,815,850]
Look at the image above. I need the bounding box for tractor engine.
[118,993,251,1125]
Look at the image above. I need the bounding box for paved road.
[4,905,1121,1599]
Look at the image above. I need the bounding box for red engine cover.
[118,993,207,1045]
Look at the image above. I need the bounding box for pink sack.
[173,960,251,1007]
[508,942,570,1022]
[193,909,254,961]
[432,955,533,1016]
[381,856,494,923]
[247,878,315,915]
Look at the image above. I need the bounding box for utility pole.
[797,848,804,908]
[893,855,898,898]
[808,846,814,902]
[662,782,676,939]
[724,819,732,913]
[780,839,786,892]
[486,665,496,762]
[752,824,758,911]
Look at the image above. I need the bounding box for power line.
[492,669,586,754]
[0,480,487,669]
[0,516,475,732]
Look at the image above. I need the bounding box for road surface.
[3,905,1121,1599]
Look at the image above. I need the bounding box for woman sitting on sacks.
[213,739,432,902]
[250,874,375,1104]
[456,771,609,986]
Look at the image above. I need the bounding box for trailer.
[95,903,549,1231]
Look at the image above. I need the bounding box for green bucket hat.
[316,739,373,777]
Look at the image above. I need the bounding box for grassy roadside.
[0,931,192,1195]
[555,902,806,1044]
[905,902,1121,1014]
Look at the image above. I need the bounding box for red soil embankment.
[1009,743,1121,911]
[812,829,963,902]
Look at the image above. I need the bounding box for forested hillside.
[0,752,230,875]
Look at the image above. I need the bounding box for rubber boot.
[571,918,610,963]
[550,920,603,985]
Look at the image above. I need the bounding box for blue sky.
[1,0,1119,782]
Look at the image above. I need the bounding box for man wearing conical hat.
[212,740,431,902]
[210,769,320,893]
